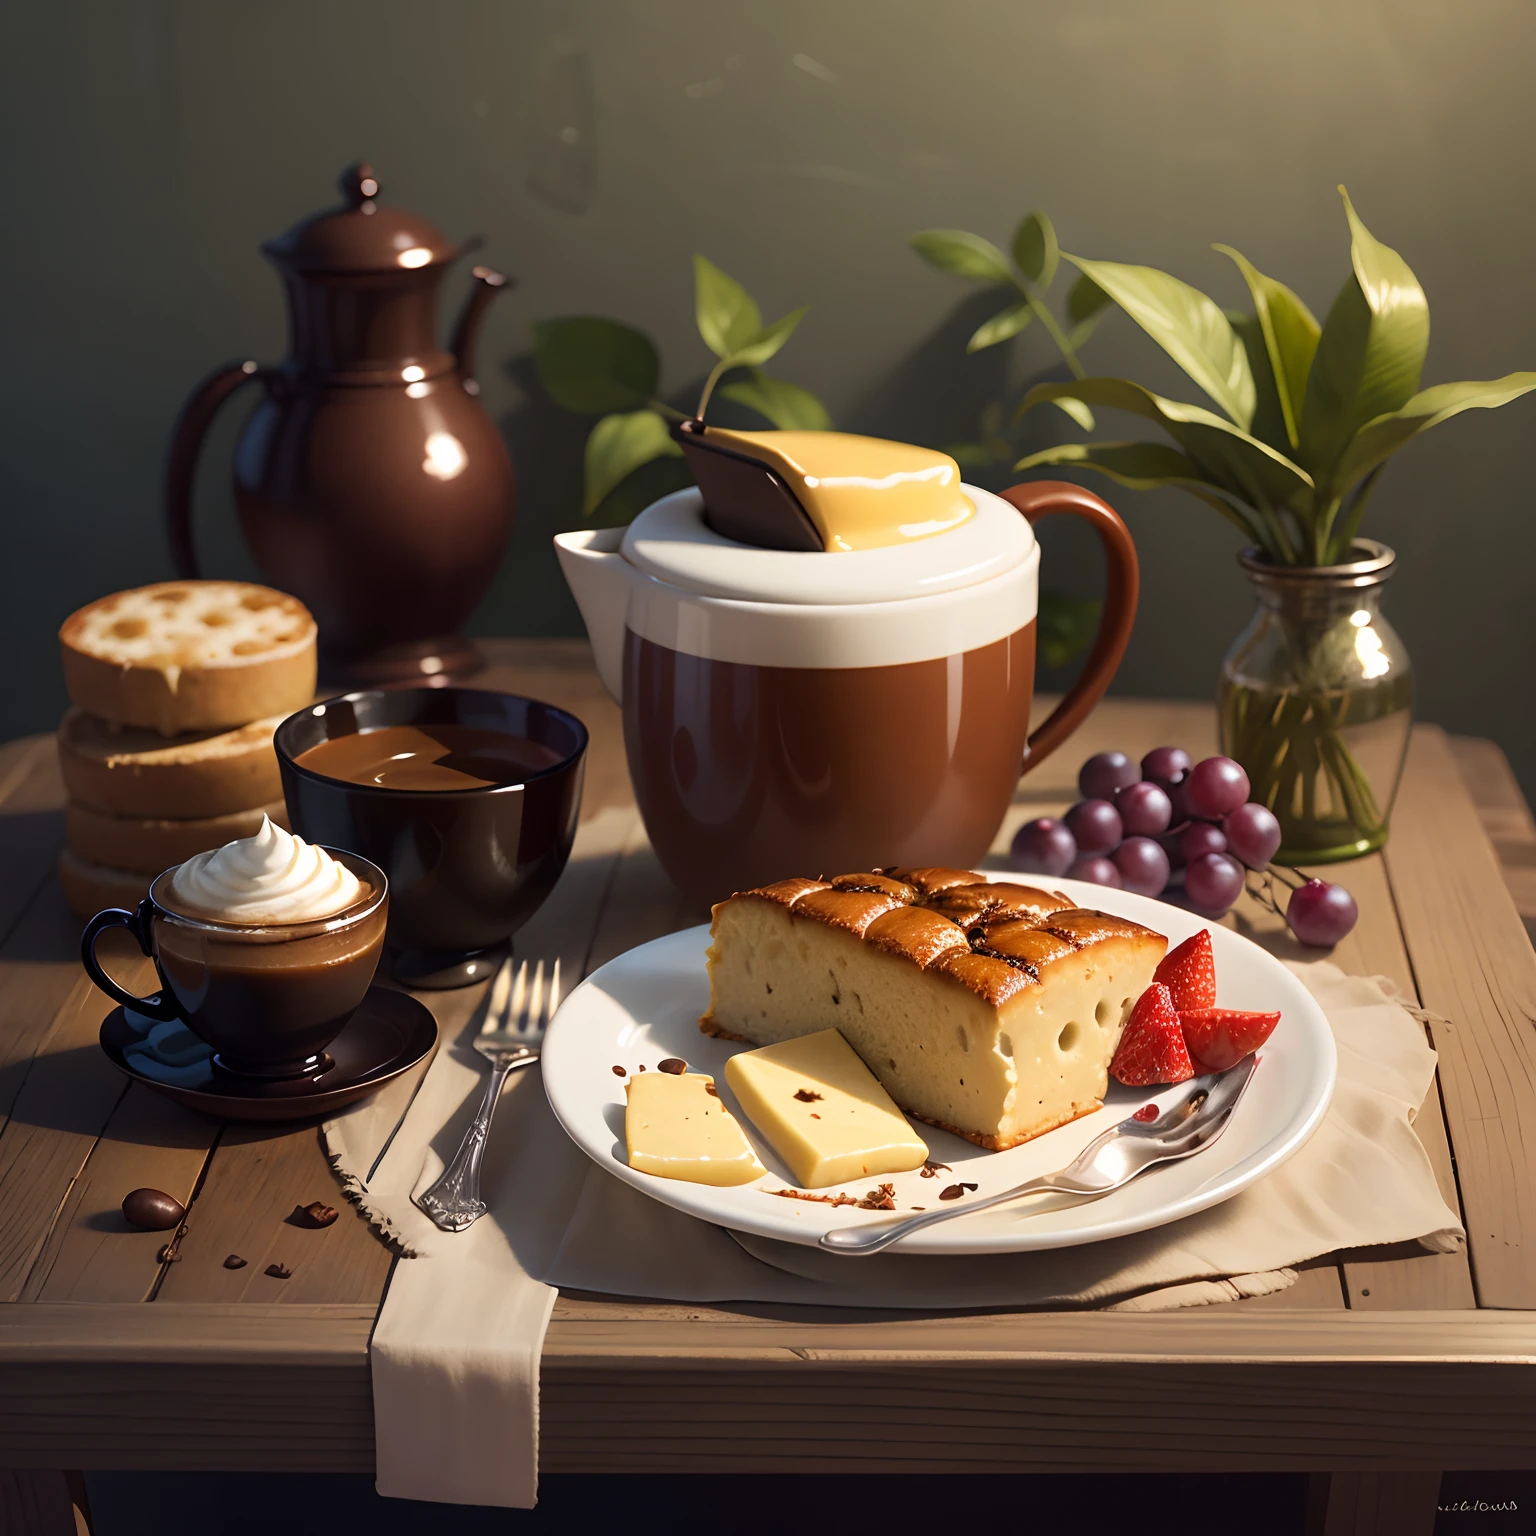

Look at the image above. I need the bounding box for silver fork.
[416,956,559,1233]
[818,1054,1258,1256]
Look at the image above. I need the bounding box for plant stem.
[648,398,689,423]
[695,358,733,421]
[1016,280,1086,378]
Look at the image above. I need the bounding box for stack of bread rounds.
[56,581,318,917]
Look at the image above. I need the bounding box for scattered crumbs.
[637,1063,646,1071]
[265,1262,292,1279]
[658,1057,687,1075]
[910,1207,926,1212]
[810,1112,821,1119]
[769,1187,857,1207]
[223,1254,247,1270]
[938,1182,979,1201]
[704,1082,720,1097]
[793,1088,824,1103]
[612,1064,626,1077]
[856,1183,897,1210]
[919,1159,951,1179]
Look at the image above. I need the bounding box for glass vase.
[1217,540,1412,864]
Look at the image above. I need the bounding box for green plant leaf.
[1334,373,1536,496]
[1037,590,1100,670]
[1052,396,1095,431]
[910,229,1013,285]
[718,371,833,430]
[967,301,1033,352]
[1011,211,1059,289]
[694,255,764,359]
[1227,311,1290,454]
[1061,254,1255,429]
[1020,377,1312,513]
[530,317,660,414]
[1298,188,1429,482]
[1013,439,1269,546]
[1214,245,1320,451]
[583,409,681,517]
[1067,271,1111,323]
[727,306,809,368]
[589,453,696,529]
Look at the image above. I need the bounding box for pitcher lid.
[620,485,1034,606]
[262,163,457,274]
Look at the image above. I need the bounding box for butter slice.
[724,1029,928,1188]
[624,1072,766,1186]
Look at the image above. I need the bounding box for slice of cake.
[702,867,1167,1151]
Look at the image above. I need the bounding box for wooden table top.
[3,638,1535,1526]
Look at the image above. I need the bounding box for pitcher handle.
[999,480,1140,772]
[80,901,181,1023]
[164,359,266,578]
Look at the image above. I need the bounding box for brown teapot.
[166,163,516,685]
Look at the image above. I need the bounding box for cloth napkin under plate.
[324,830,1464,1507]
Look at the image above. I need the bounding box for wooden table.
[3,638,1535,1536]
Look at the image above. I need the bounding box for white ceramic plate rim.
[542,877,1337,1255]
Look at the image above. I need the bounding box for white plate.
[541,878,1336,1255]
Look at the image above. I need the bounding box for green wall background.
[3,0,1531,796]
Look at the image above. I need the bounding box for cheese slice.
[724,1029,929,1188]
[624,1072,766,1186]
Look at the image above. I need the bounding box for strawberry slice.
[1153,930,1217,1011]
[1179,1008,1281,1072]
[1110,984,1195,1087]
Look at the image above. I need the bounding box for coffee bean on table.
[223,1254,248,1270]
[121,1188,185,1231]
[265,1263,292,1280]
[657,1058,688,1075]
[289,1201,339,1229]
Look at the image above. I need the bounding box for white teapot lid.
[620,486,1033,606]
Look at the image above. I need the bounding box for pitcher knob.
[339,161,380,208]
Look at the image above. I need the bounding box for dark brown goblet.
[275,688,588,988]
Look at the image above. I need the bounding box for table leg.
[1307,1470,1441,1535]
[0,1470,92,1535]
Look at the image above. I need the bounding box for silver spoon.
[818,1054,1258,1256]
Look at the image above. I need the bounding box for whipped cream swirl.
[169,816,365,924]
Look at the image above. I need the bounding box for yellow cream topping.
[624,1071,766,1186]
[724,1029,929,1189]
[699,428,972,551]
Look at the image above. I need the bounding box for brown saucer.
[99,986,437,1123]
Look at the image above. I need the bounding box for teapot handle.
[998,480,1140,772]
[164,359,266,578]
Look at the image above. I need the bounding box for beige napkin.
[327,925,1463,1507]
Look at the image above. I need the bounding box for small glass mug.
[81,851,388,1079]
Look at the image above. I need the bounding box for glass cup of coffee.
[80,850,388,1080]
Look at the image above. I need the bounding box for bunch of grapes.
[1009,746,1358,946]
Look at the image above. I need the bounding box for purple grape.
[1184,851,1245,915]
[1140,745,1192,787]
[1078,751,1140,801]
[1067,854,1122,888]
[1112,836,1171,897]
[1010,817,1077,877]
[1179,821,1228,862]
[1164,779,1194,827]
[1286,879,1359,947]
[1187,756,1251,820]
[1157,830,1188,880]
[1115,780,1173,837]
[1064,798,1123,855]
[1223,802,1282,868]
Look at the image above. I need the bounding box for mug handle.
[998,480,1140,773]
[80,901,181,1023]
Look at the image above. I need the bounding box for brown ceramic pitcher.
[557,476,1138,905]
[165,163,516,685]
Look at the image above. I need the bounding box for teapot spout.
[451,266,513,387]
[553,528,629,702]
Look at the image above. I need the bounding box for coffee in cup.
[81,817,387,1079]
